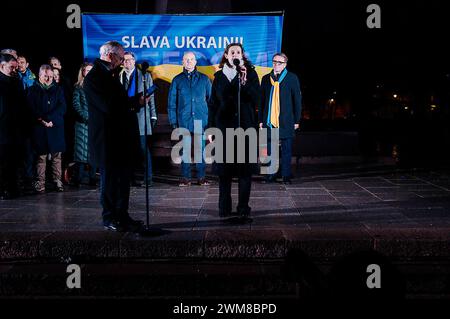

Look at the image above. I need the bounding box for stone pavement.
[1,163,450,299]
[1,163,450,233]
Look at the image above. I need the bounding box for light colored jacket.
[119,66,157,135]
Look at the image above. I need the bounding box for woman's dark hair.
[218,42,253,69]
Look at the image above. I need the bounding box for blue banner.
[82,13,283,81]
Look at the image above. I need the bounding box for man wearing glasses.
[119,51,158,187]
[259,53,302,184]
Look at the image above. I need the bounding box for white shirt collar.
[124,67,135,79]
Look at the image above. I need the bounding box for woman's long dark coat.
[208,66,261,176]
[72,85,90,163]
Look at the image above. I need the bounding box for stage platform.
[1,163,450,300]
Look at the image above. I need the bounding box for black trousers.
[218,174,252,215]
[267,136,294,178]
[99,166,132,224]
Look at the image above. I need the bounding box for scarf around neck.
[267,68,288,128]
[126,69,137,97]
[38,81,54,90]
[222,64,237,83]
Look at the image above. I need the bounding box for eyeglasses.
[272,60,286,65]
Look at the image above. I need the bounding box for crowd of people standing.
[0,43,302,230]
[0,49,102,199]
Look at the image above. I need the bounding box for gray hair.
[0,53,17,64]
[273,52,288,63]
[39,64,53,76]
[1,48,18,59]
[99,41,123,57]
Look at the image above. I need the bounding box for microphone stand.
[139,63,167,237]
[232,62,252,225]
[237,67,241,127]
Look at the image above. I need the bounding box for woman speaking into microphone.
[208,43,261,220]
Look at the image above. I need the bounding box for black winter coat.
[208,66,261,176]
[27,82,66,154]
[0,72,27,145]
[259,70,302,139]
[83,59,141,169]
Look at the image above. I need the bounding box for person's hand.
[171,124,177,130]
[259,123,263,129]
[294,124,300,130]
[240,65,247,85]
[41,120,52,127]
[139,95,151,106]
[151,119,157,129]
[240,65,247,76]
[207,135,213,143]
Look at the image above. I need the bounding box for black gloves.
[151,119,157,129]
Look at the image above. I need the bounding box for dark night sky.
[2,0,449,113]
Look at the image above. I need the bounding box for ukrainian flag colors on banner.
[82,13,283,82]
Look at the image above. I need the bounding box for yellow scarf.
[270,77,280,127]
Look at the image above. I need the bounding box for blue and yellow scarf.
[266,69,287,128]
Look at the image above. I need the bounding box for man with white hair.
[84,41,148,232]
[26,65,66,193]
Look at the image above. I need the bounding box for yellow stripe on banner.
[142,64,273,83]
[254,66,273,82]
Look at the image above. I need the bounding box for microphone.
[233,58,241,69]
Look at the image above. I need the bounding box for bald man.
[168,52,212,187]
